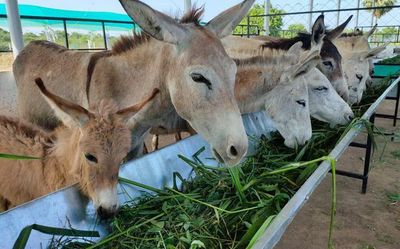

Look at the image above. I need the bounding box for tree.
[363,0,397,24]
[234,3,284,36]
[0,28,11,51]
[288,23,306,33]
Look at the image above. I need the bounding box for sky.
[0,0,399,30]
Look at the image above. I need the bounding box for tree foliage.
[362,0,397,23]
[288,23,307,33]
[0,27,120,51]
[234,3,284,36]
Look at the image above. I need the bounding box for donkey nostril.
[229,146,238,157]
[97,206,116,220]
[356,74,363,81]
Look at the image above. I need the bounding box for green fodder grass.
[376,55,400,65]
[54,78,393,249]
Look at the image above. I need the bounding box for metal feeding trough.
[0,78,399,249]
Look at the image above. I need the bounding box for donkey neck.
[96,39,176,126]
[234,53,296,113]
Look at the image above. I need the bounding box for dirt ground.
[0,52,13,72]
[275,101,400,249]
[145,101,400,249]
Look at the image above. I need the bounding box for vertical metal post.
[336,0,341,26]
[371,0,375,26]
[63,20,69,49]
[394,84,400,127]
[397,26,400,43]
[308,0,314,31]
[264,0,270,36]
[5,0,24,57]
[184,0,191,13]
[361,113,375,194]
[355,0,361,28]
[247,16,250,38]
[101,21,108,50]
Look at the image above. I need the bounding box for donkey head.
[120,0,255,166]
[289,40,354,128]
[311,14,352,102]
[305,68,354,126]
[35,78,159,219]
[264,46,321,148]
[344,45,386,105]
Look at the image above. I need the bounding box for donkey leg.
[0,196,8,212]
[174,132,182,141]
[152,135,159,151]
[143,143,149,154]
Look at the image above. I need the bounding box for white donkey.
[151,43,353,149]
[334,26,386,105]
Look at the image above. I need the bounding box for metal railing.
[0,14,136,52]
[236,4,400,44]
[232,24,260,37]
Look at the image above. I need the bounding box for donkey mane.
[111,6,204,55]
[340,30,364,38]
[261,33,312,50]
[180,6,204,25]
[111,33,152,55]
[233,48,297,68]
[0,116,54,144]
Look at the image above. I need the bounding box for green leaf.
[190,240,206,249]
[0,153,40,160]
[13,224,99,249]
[246,215,276,249]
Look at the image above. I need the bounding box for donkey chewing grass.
[150,42,354,150]
[0,78,159,219]
[14,0,256,167]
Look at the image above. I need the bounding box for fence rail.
[0,14,136,52]
[237,4,400,45]
[1,4,400,53]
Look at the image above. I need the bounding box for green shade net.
[0,3,139,32]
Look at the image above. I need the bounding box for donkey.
[151,43,353,150]
[14,0,255,166]
[223,14,352,102]
[334,25,386,105]
[0,78,158,218]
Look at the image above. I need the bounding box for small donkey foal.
[0,78,159,219]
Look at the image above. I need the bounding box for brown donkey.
[0,78,159,218]
[14,0,255,166]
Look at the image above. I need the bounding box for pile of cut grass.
[55,77,393,249]
[375,55,400,65]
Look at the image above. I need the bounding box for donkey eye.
[85,153,98,163]
[190,73,212,90]
[296,100,306,107]
[323,61,333,67]
[314,86,328,91]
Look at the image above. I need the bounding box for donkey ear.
[326,15,353,41]
[206,0,255,38]
[116,88,160,123]
[311,14,325,45]
[289,50,320,79]
[287,41,304,56]
[362,44,387,60]
[119,0,187,44]
[365,24,378,38]
[35,78,93,128]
